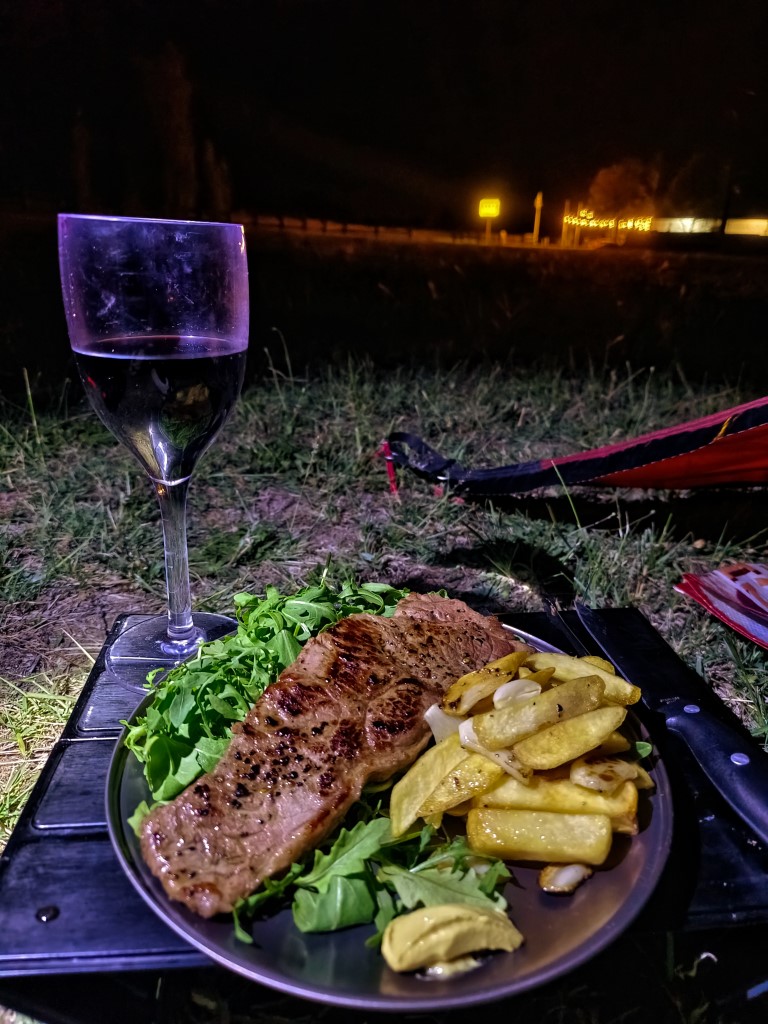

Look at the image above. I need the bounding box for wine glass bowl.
[58,214,249,679]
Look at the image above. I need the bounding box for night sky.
[1,0,766,234]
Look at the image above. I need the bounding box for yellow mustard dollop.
[381,903,523,973]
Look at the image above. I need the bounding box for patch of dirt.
[0,572,145,681]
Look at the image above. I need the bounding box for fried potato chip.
[474,775,639,834]
[472,676,606,751]
[390,733,468,837]
[516,665,557,686]
[513,705,628,770]
[443,799,474,817]
[467,808,613,864]
[441,651,530,716]
[419,752,505,816]
[589,730,632,756]
[523,653,641,706]
[580,655,615,674]
[634,763,656,790]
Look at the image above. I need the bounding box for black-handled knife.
[575,602,768,849]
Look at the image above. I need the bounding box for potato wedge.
[513,705,628,770]
[523,653,641,706]
[442,651,530,716]
[474,775,639,834]
[580,655,615,674]
[472,676,606,751]
[516,666,556,686]
[634,763,656,790]
[443,799,474,817]
[390,733,467,837]
[419,753,506,815]
[467,808,613,864]
[589,730,632,756]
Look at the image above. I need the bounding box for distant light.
[725,218,768,236]
[653,217,720,233]
[479,198,501,218]
[563,208,652,232]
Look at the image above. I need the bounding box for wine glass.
[58,214,249,677]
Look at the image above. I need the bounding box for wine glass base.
[105,612,237,691]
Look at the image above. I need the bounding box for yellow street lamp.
[479,197,500,244]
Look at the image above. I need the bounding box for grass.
[0,672,83,848]
[2,357,768,1022]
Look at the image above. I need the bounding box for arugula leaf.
[233,863,307,942]
[377,862,508,914]
[124,580,408,802]
[369,886,398,946]
[476,858,513,899]
[297,818,392,892]
[293,875,377,933]
[406,834,477,873]
[127,799,156,835]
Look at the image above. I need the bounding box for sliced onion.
[425,703,464,743]
[493,678,542,709]
[538,863,593,893]
[459,719,532,783]
[570,756,638,793]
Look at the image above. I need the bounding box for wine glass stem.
[154,478,195,643]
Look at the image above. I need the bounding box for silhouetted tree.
[588,159,659,218]
[659,153,729,219]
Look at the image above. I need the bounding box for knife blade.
[575,602,768,849]
[502,623,566,654]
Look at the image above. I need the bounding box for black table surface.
[2,609,768,1023]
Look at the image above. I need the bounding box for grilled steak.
[140,593,528,917]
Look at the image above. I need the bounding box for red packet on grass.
[675,563,768,649]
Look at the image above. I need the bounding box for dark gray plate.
[106,649,673,1012]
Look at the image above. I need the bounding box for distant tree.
[587,158,659,218]
[659,153,729,218]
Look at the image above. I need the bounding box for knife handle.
[666,704,768,849]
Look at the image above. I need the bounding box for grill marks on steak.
[140,593,526,918]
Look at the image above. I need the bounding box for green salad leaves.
[232,804,509,944]
[124,580,408,802]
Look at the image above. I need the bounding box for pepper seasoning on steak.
[140,593,529,917]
